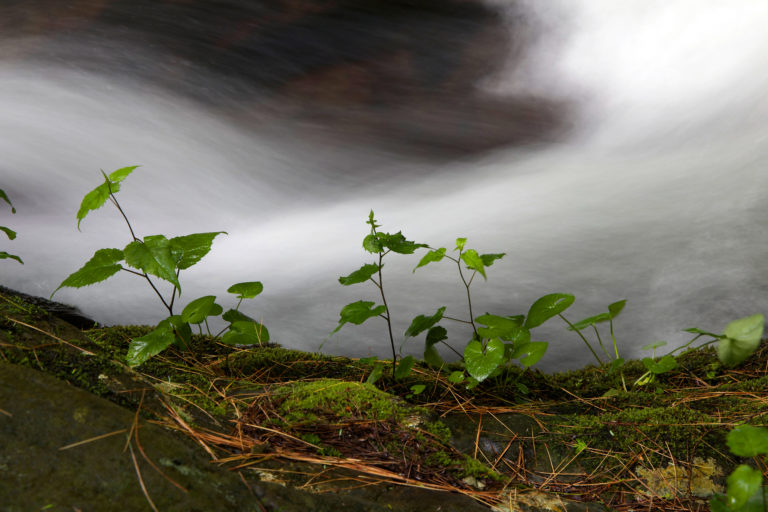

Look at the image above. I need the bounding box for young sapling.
[332,210,427,379]
[53,166,268,366]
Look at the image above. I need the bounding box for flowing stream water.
[2,1,767,371]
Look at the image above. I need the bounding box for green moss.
[553,406,725,467]
[424,421,452,444]
[223,347,367,381]
[273,379,425,425]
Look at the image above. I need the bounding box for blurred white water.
[2,1,768,371]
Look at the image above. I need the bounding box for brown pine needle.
[59,428,128,451]
[5,316,96,355]
[128,441,159,512]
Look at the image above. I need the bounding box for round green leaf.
[227,281,264,299]
[725,465,763,510]
[512,341,548,369]
[464,338,505,382]
[525,293,575,329]
[718,314,764,366]
[641,355,677,375]
[181,295,222,324]
[727,425,768,457]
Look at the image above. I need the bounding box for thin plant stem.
[609,318,620,359]
[455,257,478,336]
[440,341,464,359]
[168,270,181,313]
[107,182,175,315]
[108,191,139,242]
[120,268,173,314]
[559,313,603,365]
[373,244,397,378]
[592,324,611,360]
[442,315,473,325]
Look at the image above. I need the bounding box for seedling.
[332,210,427,378]
[635,314,765,387]
[53,167,268,366]
[0,188,22,264]
[411,238,572,386]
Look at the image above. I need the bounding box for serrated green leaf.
[525,293,575,329]
[227,281,263,299]
[378,231,427,254]
[413,248,446,272]
[181,295,222,324]
[460,249,486,279]
[363,234,383,253]
[448,371,465,384]
[52,248,124,297]
[394,355,415,380]
[359,356,378,365]
[608,300,627,318]
[1,226,16,240]
[76,179,119,230]
[718,314,764,366]
[126,319,175,366]
[426,326,448,346]
[331,301,387,334]
[568,312,611,331]
[454,238,467,251]
[222,320,269,345]
[124,235,180,290]
[169,232,226,270]
[725,465,763,510]
[512,341,548,368]
[339,263,380,286]
[464,338,505,382]
[480,253,505,266]
[727,425,768,457]
[366,210,379,229]
[405,307,446,338]
[0,251,23,264]
[107,165,139,183]
[642,355,677,374]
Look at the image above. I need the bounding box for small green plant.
[331,210,427,378]
[711,425,768,511]
[410,238,571,386]
[559,299,627,369]
[52,166,268,366]
[0,188,23,264]
[332,214,572,385]
[634,314,765,387]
